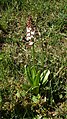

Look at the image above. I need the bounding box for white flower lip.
[29,41,34,45]
[31,31,35,35]
[26,36,31,41]
[31,35,34,38]
[27,33,30,37]
[26,27,31,32]
[29,27,31,30]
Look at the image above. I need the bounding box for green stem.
[32,43,35,66]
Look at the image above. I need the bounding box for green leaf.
[31,66,36,80]
[42,70,50,85]
[33,70,40,87]
[40,70,47,82]
[24,65,33,85]
[32,71,40,94]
